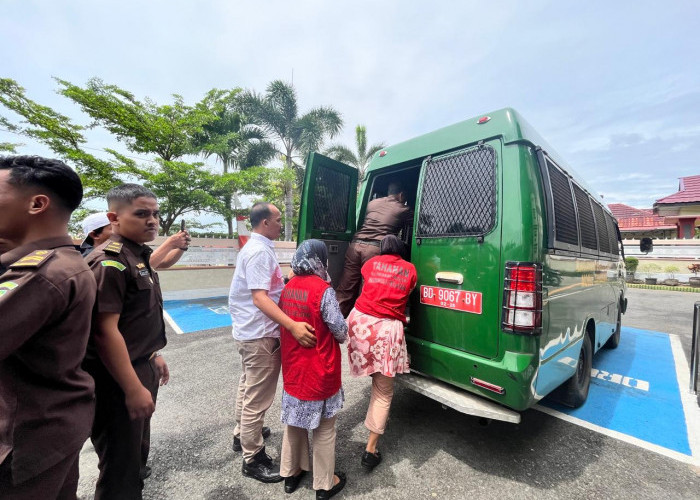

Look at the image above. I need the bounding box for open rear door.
[298,152,358,286]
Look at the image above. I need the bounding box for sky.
[1,0,699,227]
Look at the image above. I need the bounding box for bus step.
[396,372,521,424]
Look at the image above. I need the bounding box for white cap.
[81,212,111,243]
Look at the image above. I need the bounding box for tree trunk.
[224,192,233,238]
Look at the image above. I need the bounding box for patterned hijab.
[291,239,329,281]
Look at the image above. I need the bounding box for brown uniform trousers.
[84,357,159,500]
[335,241,381,316]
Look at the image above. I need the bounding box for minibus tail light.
[503,262,542,334]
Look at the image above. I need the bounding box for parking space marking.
[163,297,230,334]
[537,327,700,465]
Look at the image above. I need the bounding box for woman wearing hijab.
[346,235,417,472]
[278,240,348,500]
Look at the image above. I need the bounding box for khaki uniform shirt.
[354,196,413,241]
[0,236,96,484]
[86,234,166,361]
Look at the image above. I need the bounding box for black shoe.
[284,470,307,494]
[140,465,152,480]
[241,447,283,483]
[316,471,346,500]
[232,426,272,452]
[361,450,382,471]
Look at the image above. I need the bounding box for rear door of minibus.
[409,141,502,359]
[297,152,358,284]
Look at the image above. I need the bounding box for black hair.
[0,155,83,211]
[380,234,407,258]
[387,182,404,196]
[92,226,106,236]
[250,202,274,228]
[106,183,157,210]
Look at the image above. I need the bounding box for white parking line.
[534,332,700,466]
[669,333,700,462]
[163,310,184,335]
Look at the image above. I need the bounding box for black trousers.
[0,450,80,500]
[84,357,159,500]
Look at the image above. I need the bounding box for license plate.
[419,285,483,314]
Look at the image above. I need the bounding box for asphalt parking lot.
[76,287,700,499]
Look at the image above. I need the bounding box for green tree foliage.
[0,78,119,194]
[324,124,385,181]
[0,78,276,235]
[237,80,343,240]
[193,89,276,236]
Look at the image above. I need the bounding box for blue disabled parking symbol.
[539,326,700,463]
[163,296,231,334]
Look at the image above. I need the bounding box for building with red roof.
[608,203,676,239]
[653,175,700,239]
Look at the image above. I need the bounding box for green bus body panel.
[299,108,625,412]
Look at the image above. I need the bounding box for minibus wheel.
[605,305,622,349]
[555,333,592,408]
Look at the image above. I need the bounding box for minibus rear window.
[417,145,497,238]
[313,167,351,232]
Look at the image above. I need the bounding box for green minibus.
[298,108,626,421]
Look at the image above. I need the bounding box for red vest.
[354,254,417,323]
[279,275,341,401]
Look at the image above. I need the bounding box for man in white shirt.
[229,202,316,483]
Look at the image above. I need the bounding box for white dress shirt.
[228,232,285,340]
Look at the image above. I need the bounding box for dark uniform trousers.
[84,356,159,500]
[0,451,79,500]
[335,241,381,317]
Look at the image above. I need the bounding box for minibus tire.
[605,305,622,349]
[556,334,592,408]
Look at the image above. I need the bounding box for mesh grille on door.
[417,145,497,237]
[592,202,611,254]
[312,167,350,232]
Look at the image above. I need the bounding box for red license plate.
[419,285,483,314]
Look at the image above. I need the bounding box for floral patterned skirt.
[347,308,410,378]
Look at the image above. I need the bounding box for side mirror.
[640,237,653,254]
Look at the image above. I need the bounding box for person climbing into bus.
[346,235,417,471]
[335,182,413,316]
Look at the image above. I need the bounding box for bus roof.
[366,107,605,209]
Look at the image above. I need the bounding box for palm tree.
[324,125,386,182]
[195,89,276,237]
[237,80,343,240]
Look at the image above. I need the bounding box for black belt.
[352,239,380,247]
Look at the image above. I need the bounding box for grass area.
[628,283,700,293]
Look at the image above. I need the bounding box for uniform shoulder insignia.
[9,249,55,269]
[0,281,19,297]
[101,260,126,271]
[104,241,123,254]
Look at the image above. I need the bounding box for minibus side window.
[591,202,611,254]
[605,212,620,256]
[573,184,598,253]
[313,167,351,232]
[417,145,497,238]
[546,160,579,247]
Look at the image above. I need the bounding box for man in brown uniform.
[83,183,169,500]
[335,182,413,316]
[0,156,96,498]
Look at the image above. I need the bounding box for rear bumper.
[405,335,539,411]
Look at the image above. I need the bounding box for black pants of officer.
[85,357,159,500]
